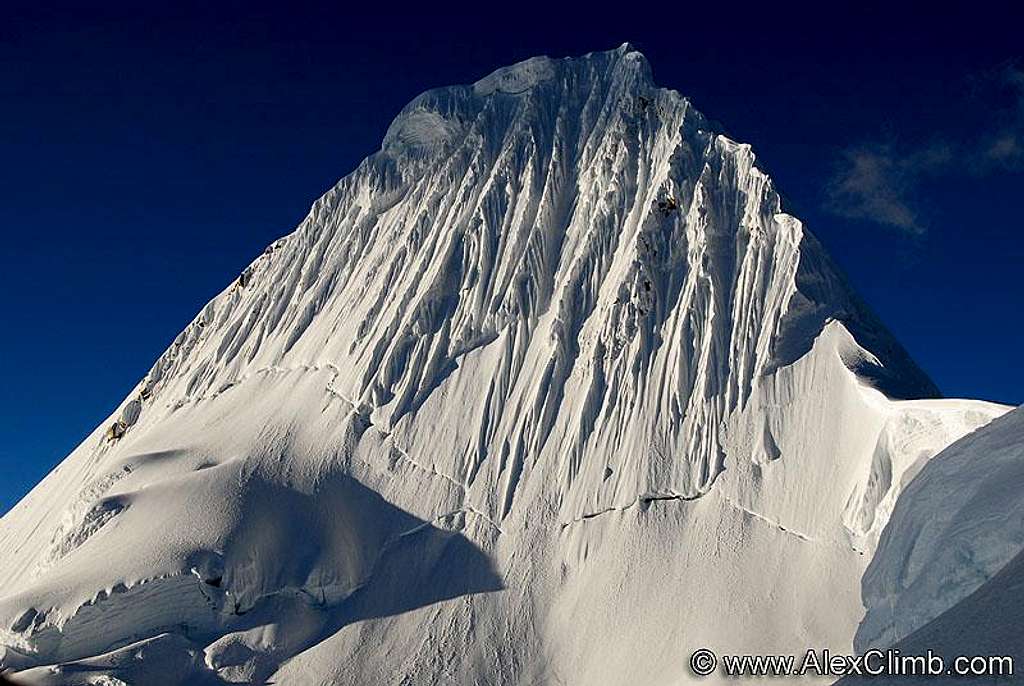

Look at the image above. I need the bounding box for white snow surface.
[856,405,1024,654]
[0,45,1013,684]
[839,407,1024,685]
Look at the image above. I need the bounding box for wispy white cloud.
[826,145,924,233]
[826,63,1024,233]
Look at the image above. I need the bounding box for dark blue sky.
[2,2,1022,513]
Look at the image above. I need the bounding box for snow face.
[472,55,557,96]
[856,405,1024,653]
[0,45,1012,685]
[840,544,1024,686]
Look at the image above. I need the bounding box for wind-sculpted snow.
[0,45,1012,685]
[856,405,1024,654]
[840,544,1024,686]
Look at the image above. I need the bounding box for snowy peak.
[470,42,649,96]
[382,43,658,157]
[0,46,997,685]
[6,44,940,552]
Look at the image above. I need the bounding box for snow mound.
[840,546,1024,685]
[857,404,1024,652]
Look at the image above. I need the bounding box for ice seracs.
[0,45,1016,685]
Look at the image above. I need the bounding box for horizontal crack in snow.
[380,435,467,493]
[560,490,707,529]
[724,497,813,542]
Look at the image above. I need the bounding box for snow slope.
[0,45,1011,685]
[840,407,1024,685]
[856,405,1024,654]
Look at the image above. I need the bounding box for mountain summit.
[0,46,1009,685]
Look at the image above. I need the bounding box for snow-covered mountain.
[0,45,1015,685]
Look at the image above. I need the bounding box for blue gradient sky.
[2,2,1022,513]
